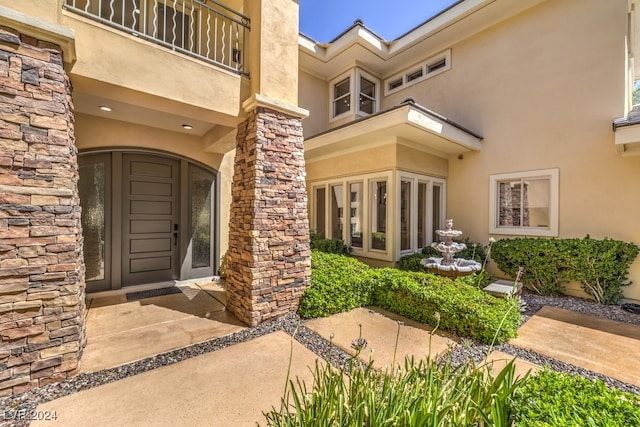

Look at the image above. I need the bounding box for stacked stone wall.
[226,107,311,326]
[0,27,85,396]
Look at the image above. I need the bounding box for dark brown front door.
[122,154,180,285]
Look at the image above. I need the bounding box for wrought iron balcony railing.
[63,0,250,75]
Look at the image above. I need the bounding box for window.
[358,76,376,115]
[400,180,411,251]
[314,187,326,238]
[79,155,110,285]
[330,184,344,239]
[398,173,445,255]
[330,68,379,120]
[157,3,191,49]
[489,169,559,236]
[384,49,451,95]
[349,183,363,248]
[332,77,351,118]
[427,58,446,73]
[189,166,214,269]
[388,78,403,91]
[417,182,427,248]
[100,0,140,30]
[432,183,443,242]
[370,180,387,251]
[406,68,424,82]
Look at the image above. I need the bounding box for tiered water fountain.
[421,219,481,278]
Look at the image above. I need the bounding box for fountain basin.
[421,257,482,278]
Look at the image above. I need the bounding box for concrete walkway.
[81,282,244,372]
[509,306,640,386]
[26,287,639,426]
[33,332,319,427]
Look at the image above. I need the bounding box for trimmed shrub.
[310,230,352,255]
[370,268,521,344]
[514,370,640,426]
[398,252,426,272]
[454,270,492,289]
[491,237,639,303]
[298,251,372,318]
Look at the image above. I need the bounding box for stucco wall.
[299,71,328,138]
[305,144,397,182]
[382,0,640,300]
[396,144,448,178]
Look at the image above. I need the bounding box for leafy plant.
[300,252,520,343]
[398,252,426,272]
[264,350,526,427]
[310,230,352,255]
[491,237,638,303]
[217,251,228,278]
[371,269,520,344]
[298,251,372,318]
[514,369,640,426]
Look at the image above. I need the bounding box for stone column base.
[226,107,311,326]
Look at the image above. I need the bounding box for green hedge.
[491,237,639,304]
[310,231,352,255]
[371,268,520,344]
[514,370,640,426]
[298,251,372,318]
[300,252,521,344]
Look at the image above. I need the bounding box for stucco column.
[226,96,310,326]
[0,17,84,396]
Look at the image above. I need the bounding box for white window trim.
[329,70,353,122]
[489,168,559,237]
[384,49,451,96]
[309,171,393,261]
[329,68,380,122]
[356,69,380,117]
[311,185,327,238]
[396,171,446,258]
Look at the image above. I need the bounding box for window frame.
[329,68,380,122]
[397,171,446,257]
[331,74,352,120]
[384,49,451,95]
[489,168,559,237]
[356,69,380,117]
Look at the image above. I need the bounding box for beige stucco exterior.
[299,0,640,302]
[2,0,639,301]
[0,0,305,291]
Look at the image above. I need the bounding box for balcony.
[63,0,250,75]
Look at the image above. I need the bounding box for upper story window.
[333,77,351,117]
[385,49,451,95]
[489,168,559,237]
[330,68,380,121]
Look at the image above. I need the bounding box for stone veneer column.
[226,106,311,327]
[0,27,85,396]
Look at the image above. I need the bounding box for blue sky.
[299,0,460,42]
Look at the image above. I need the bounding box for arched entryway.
[79,150,219,293]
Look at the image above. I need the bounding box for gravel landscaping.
[1,291,639,426]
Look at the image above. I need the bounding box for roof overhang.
[305,102,482,162]
[613,121,640,156]
[299,0,547,79]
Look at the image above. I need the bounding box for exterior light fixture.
[99,105,112,112]
[182,124,193,130]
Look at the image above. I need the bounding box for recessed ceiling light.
[182,124,193,130]
[99,105,112,112]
